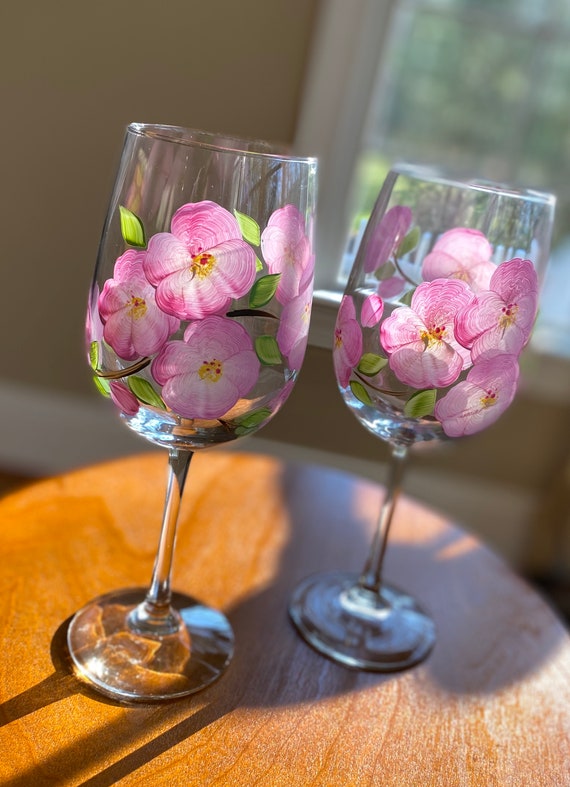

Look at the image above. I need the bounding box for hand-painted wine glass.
[289,164,554,671]
[67,123,318,701]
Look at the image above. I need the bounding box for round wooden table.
[0,451,569,786]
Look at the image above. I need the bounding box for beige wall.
[0,0,319,399]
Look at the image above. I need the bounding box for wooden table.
[0,451,569,786]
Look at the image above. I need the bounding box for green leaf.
[89,341,99,370]
[234,407,273,436]
[396,226,420,258]
[350,380,372,406]
[127,376,166,408]
[234,210,261,246]
[93,375,111,397]
[255,335,282,365]
[357,352,388,376]
[400,288,415,307]
[404,389,436,418]
[255,255,264,272]
[119,205,146,248]
[249,274,281,308]
[374,261,396,281]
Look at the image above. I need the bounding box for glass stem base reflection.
[67,588,234,702]
[289,571,435,672]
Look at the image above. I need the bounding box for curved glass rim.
[391,161,556,207]
[127,122,318,165]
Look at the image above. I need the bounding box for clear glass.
[289,163,555,671]
[67,123,318,701]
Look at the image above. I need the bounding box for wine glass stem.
[129,448,193,634]
[358,444,409,596]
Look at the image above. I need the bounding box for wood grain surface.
[0,450,569,786]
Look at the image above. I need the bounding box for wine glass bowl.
[289,163,555,672]
[67,123,317,702]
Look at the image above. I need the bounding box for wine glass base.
[67,588,234,702]
[289,571,435,672]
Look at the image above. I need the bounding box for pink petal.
[434,354,519,436]
[109,381,139,416]
[389,338,464,389]
[422,228,495,292]
[361,293,384,327]
[171,201,242,254]
[378,276,406,299]
[333,296,362,388]
[364,206,412,274]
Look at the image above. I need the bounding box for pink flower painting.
[276,279,313,370]
[333,295,363,389]
[434,353,520,436]
[109,380,140,416]
[98,249,180,360]
[381,279,474,388]
[151,315,260,419]
[454,257,539,361]
[421,228,496,292]
[364,206,412,274]
[261,205,313,304]
[361,293,384,327]
[143,201,256,320]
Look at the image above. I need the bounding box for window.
[298,0,570,361]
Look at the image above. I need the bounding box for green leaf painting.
[255,335,282,365]
[403,389,436,418]
[396,226,420,258]
[127,376,166,409]
[374,261,396,281]
[234,210,261,246]
[249,274,281,308]
[357,353,388,376]
[350,380,373,406]
[93,375,111,397]
[119,206,146,248]
[89,341,99,370]
[234,407,272,435]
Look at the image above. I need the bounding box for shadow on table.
[1,460,566,786]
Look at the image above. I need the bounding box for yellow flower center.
[480,388,498,408]
[421,323,447,346]
[127,295,147,319]
[199,358,223,383]
[191,252,216,278]
[499,302,518,330]
[334,328,343,350]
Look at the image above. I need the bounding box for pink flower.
[277,279,313,370]
[381,279,474,388]
[454,258,539,362]
[143,201,256,320]
[98,249,180,361]
[151,315,260,419]
[361,293,384,327]
[422,228,496,292]
[364,206,412,274]
[109,381,140,416]
[333,295,363,388]
[434,353,520,437]
[261,205,313,304]
[377,276,407,300]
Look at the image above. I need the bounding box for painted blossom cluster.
[334,205,539,437]
[89,200,314,423]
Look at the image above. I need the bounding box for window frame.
[296,0,570,402]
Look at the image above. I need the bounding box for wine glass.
[289,163,555,672]
[67,123,318,702]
